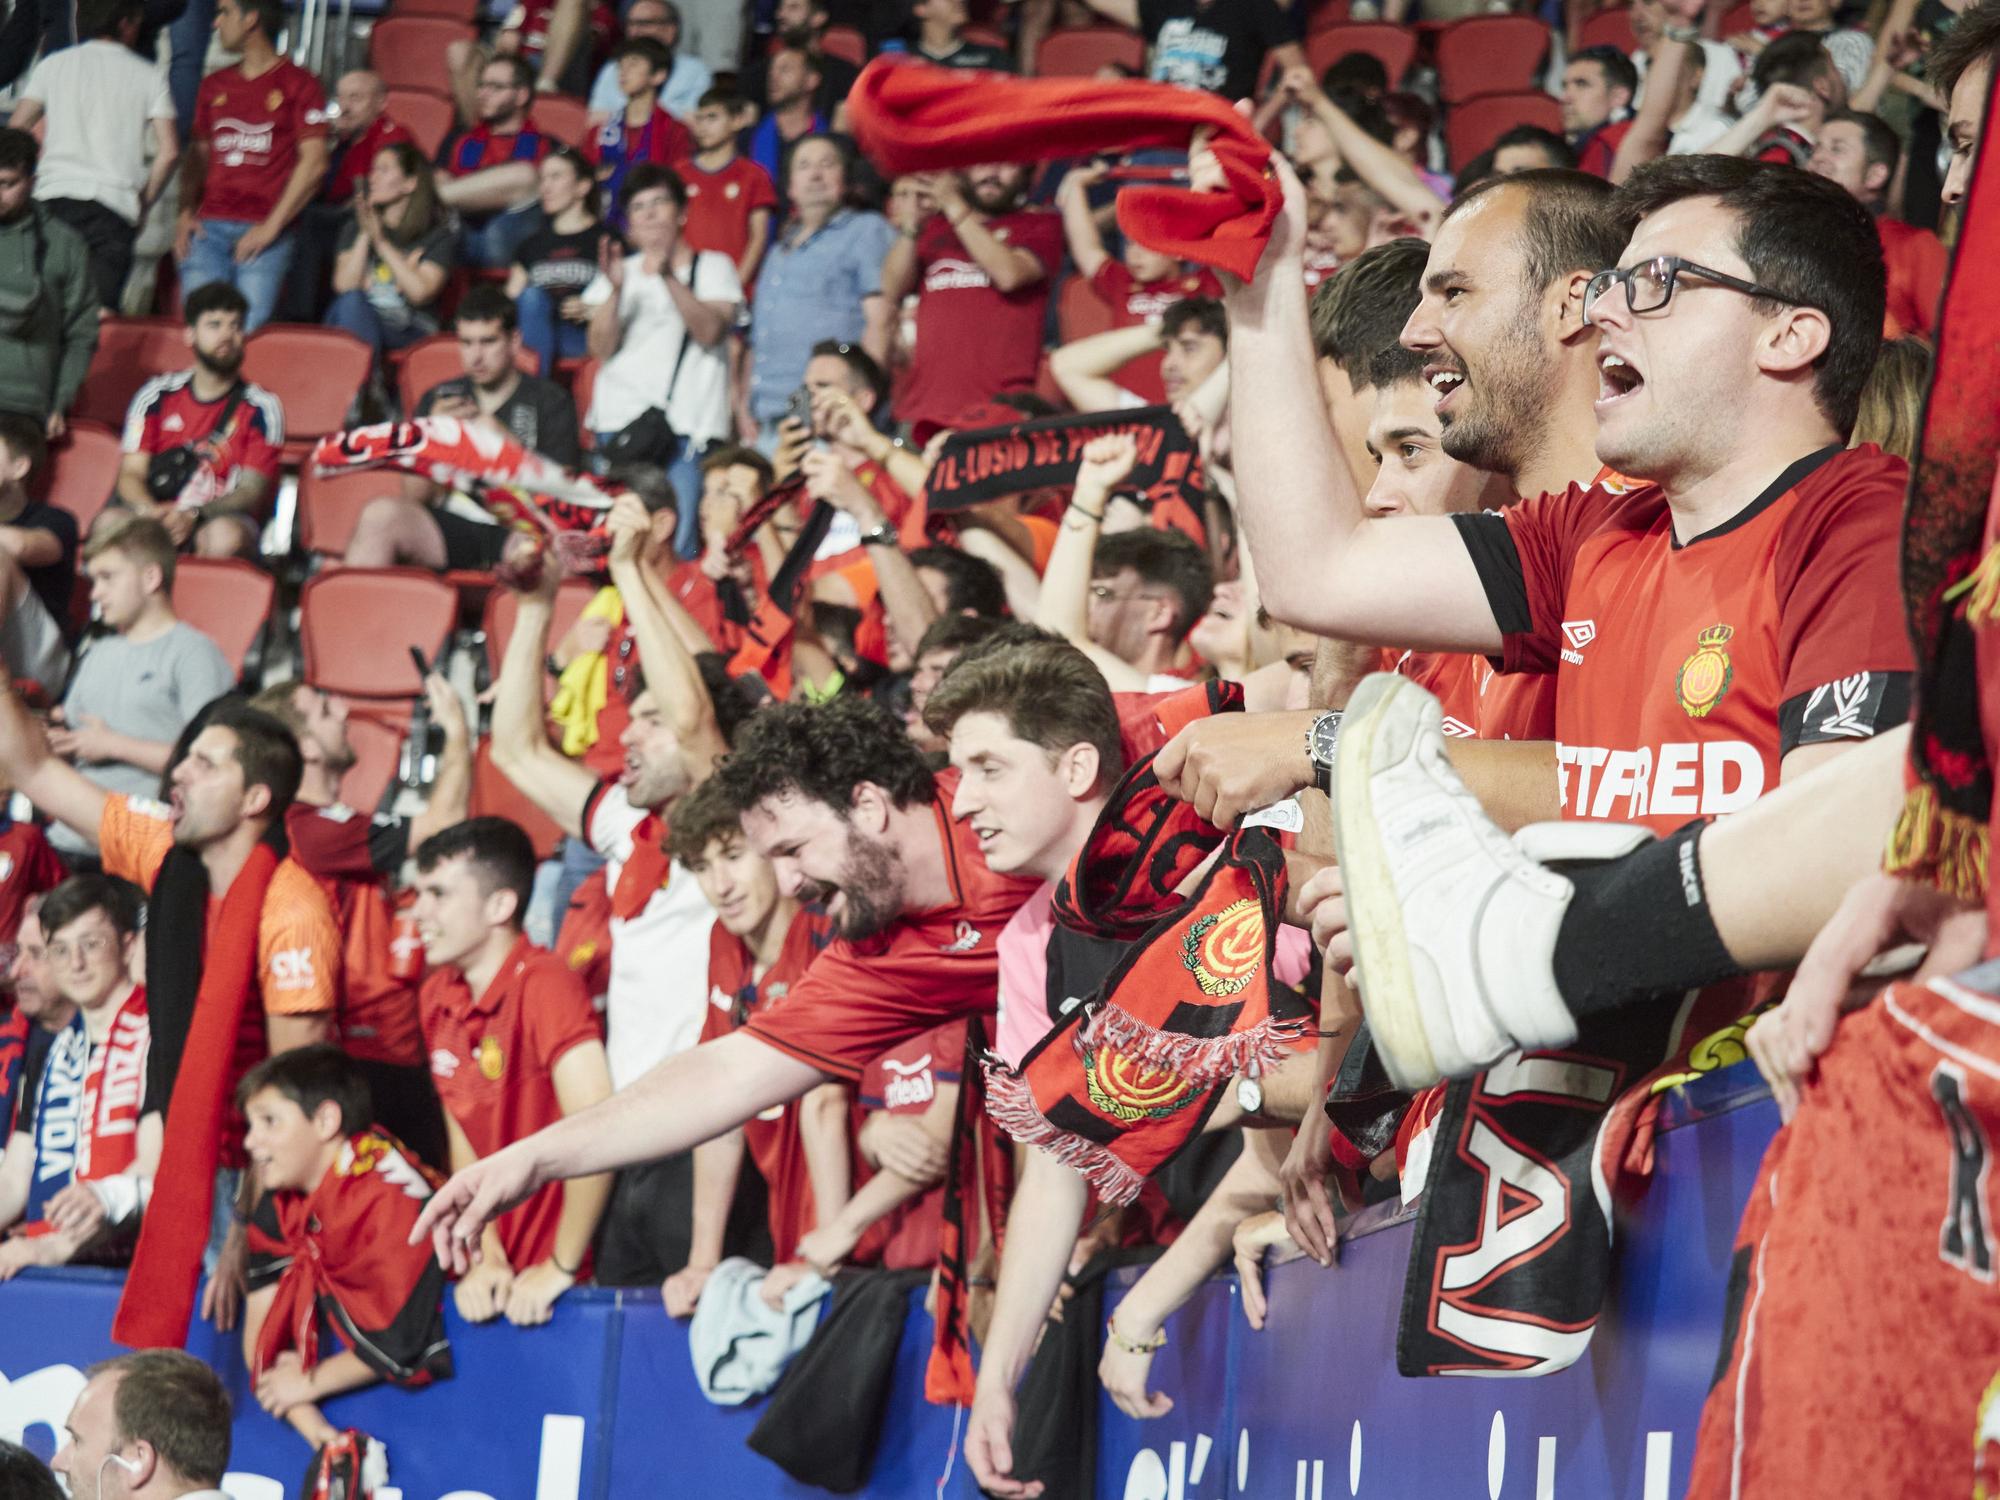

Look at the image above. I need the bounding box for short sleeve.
[234,391,284,481]
[1772,453,1915,752]
[286,802,398,881]
[1458,483,1618,674]
[422,222,460,273]
[257,862,341,1016]
[291,70,330,141]
[695,251,743,307]
[1015,211,1065,274]
[524,959,602,1071]
[121,384,162,455]
[20,59,48,103]
[97,794,174,889]
[744,163,779,214]
[191,82,215,143]
[172,629,236,713]
[853,214,897,297]
[583,779,641,863]
[1090,260,1133,305]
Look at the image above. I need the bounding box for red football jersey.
[744,772,1043,1082]
[324,114,415,206]
[284,803,425,1068]
[674,154,779,265]
[699,909,832,1262]
[1878,216,1947,339]
[420,934,602,1271]
[1462,444,1914,834]
[0,819,65,967]
[191,59,329,223]
[901,207,1065,430]
[1088,260,1226,405]
[122,371,284,512]
[854,1020,965,1271]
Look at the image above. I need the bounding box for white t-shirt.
[584,780,716,1089]
[23,41,177,225]
[580,249,741,445]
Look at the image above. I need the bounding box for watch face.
[1311,714,1341,763]
[1237,1078,1263,1114]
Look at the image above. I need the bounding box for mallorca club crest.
[1676,623,1736,719]
[1181,897,1265,997]
[477,1036,505,1081]
[1082,1047,1200,1123]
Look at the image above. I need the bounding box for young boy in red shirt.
[587,38,694,230]
[415,817,613,1328]
[239,1044,451,1489]
[673,88,778,290]
[659,779,852,1318]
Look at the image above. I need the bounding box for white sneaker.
[1332,672,1605,1090]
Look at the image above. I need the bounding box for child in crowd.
[239,1045,451,1487]
[673,88,779,291]
[588,37,695,230]
[1056,161,1223,404]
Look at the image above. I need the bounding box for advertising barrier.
[0,1067,1776,1498]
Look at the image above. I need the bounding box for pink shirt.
[993,880,1313,1067]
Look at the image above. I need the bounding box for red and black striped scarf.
[1884,65,2000,902]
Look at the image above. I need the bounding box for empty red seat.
[1435,15,1552,102]
[172,557,275,681]
[341,709,406,817]
[241,325,372,467]
[1577,6,1639,52]
[70,318,187,431]
[1305,23,1419,86]
[367,17,475,92]
[391,0,477,20]
[532,95,593,152]
[297,467,399,560]
[819,25,868,67]
[469,737,565,858]
[384,88,457,159]
[1445,89,1565,170]
[482,577,598,688]
[39,421,122,538]
[299,567,457,706]
[1036,24,1145,77]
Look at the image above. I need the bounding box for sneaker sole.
[1333,674,1441,1092]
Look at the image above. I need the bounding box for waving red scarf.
[845,59,1278,282]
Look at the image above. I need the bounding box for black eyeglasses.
[1583,255,1818,326]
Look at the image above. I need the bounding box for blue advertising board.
[0,1067,1777,1498]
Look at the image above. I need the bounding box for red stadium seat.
[1718,0,1759,33]
[1435,15,1551,102]
[395,332,538,417]
[1056,274,1117,346]
[963,23,1010,49]
[532,95,592,152]
[340,708,406,816]
[297,467,399,559]
[482,576,597,687]
[70,317,187,431]
[820,24,868,67]
[367,17,475,92]
[1577,6,1639,52]
[241,325,372,467]
[469,737,565,858]
[1445,89,1565,169]
[299,567,457,705]
[171,557,275,681]
[1305,0,1353,32]
[384,89,457,159]
[1305,24,1419,86]
[39,422,122,538]
[1036,24,1146,77]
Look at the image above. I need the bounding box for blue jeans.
[167,0,215,141]
[179,219,295,331]
[324,288,433,362]
[550,835,608,932]
[459,203,542,271]
[518,283,592,377]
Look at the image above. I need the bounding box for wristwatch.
[1235,1076,1264,1117]
[1306,710,1344,795]
[858,523,898,548]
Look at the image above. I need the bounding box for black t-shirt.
[513,222,622,299]
[1138,0,1296,101]
[4,499,78,626]
[416,374,582,470]
[913,39,1015,70]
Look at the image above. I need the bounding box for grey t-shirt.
[52,621,233,854]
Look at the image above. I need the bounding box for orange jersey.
[98,793,340,1164]
[1457,445,1914,833]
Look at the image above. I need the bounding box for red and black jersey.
[854,1020,966,1271]
[1454,443,1914,834]
[245,1128,451,1388]
[698,908,833,1262]
[121,371,284,510]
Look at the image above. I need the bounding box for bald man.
[282,70,415,322]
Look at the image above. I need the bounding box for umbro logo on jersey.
[939,920,981,953]
[1441,716,1475,738]
[1560,619,1596,666]
[709,984,732,1010]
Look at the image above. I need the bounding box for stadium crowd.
[0,0,1993,1492]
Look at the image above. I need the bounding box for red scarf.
[610,812,672,922]
[113,843,280,1348]
[251,1129,451,1387]
[845,60,1278,282]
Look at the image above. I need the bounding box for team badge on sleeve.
[1676,623,1736,719]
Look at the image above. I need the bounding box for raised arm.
[1057,161,1113,282]
[1288,70,1446,226]
[603,495,728,777]
[1048,322,1161,413]
[1032,434,1150,690]
[0,665,109,841]
[488,554,598,841]
[799,450,939,661]
[1215,142,1498,651]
